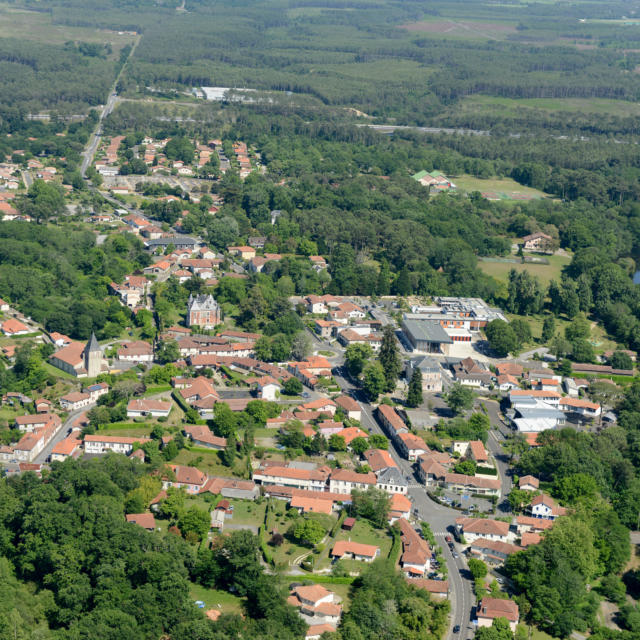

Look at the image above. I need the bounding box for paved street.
[33,404,95,464]
[309,329,477,640]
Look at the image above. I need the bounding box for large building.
[401,318,453,354]
[49,332,104,378]
[186,294,221,329]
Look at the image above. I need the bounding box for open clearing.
[460,95,640,118]
[453,175,549,200]
[479,253,571,286]
[0,4,136,54]
[400,18,517,40]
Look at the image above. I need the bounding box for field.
[172,447,233,477]
[459,95,640,118]
[478,253,571,287]
[453,175,550,201]
[188,582,245,614]
[400,18,517,40]
[0,4,136,55]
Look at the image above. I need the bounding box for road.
[80,36,139,177]
[33,404,96,464]
[311,330,476,640]
[481,400,513,513]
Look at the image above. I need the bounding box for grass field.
[0,4,136,54]
[188,582,245,614]
[173,448,232,476]
[399,17,517,40]
[453,175,550,200]
[479,253,571,286]
[460,95,640,118]
[227,499,266,526]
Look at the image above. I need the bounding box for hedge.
[299,575,355,585]
[143,385,172,396]
[388,526,402,565]
[330,510,347,538]
[258,524,275,567]
[171,390,190,412]
[476,466,498,476]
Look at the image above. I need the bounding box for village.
[0,230,625,639]
[0,124,635,640]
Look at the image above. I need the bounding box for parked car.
[445,535,453,543]
[453,626,460,633]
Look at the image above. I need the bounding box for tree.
[363,362,386,401]
[350,437,369,455]
[445,383,474,415]
[475,617,515,640]
[454,460,476,475]
[611,351,633,370]
[510,318,532,346]
[159,487,186,520]
[156,340,180,364]
[379,325,402,392]
[485,320,519,357]
[328,434,347,451]
[345,342,373,377]
[406,368,423,408]
[557,359,572,376]
[221,431,237,466]
[368,434,389,450]
[178,506,210,541]
[292,518,326,546]
[507,269,544,315]
[508,488,533,513]
[282,377,303,395]
[468,558,488,580]
[21,179,65,223]
[291,332,312,361]
[351,487,391,528]
[542,315,556,342]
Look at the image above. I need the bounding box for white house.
[126,398,172,418]
[84,435,151,455]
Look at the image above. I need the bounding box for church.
[49,332,106,378]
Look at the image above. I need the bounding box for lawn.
[42,362,80,381]
[227,499,266,526]
[173,447,232,476]
[479,253,571,287]
[529,627,559,640]
[452,175,550,200]
[188,582,245,614]
[100,425,152,438]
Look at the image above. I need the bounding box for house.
[300,397,337,415]
[521,232,552,251]
[117,340,154,362]
[201,476,259,500]
[329,468,377,494]
[521,532,542,548]
[388,493,412,522]
[377,404,408,439]
[288,585,341,628]
[50,437,81,462]
[331,541,380,562]
[35,398,53,413]
[1,318,30,336]
[376,466,409,495]
[518,475,539,491]
[86,382,109,402]
[477,598,519,633]
[59,391,91,412]
[515,516,554,535]
[14,413,61,433]
[497,374,520,391]
[405,355,443,392]
[340,426,368,446]
[184,424,227,450]
[417,456,447,487]
[253,465,330,491]
[256,375,281,401]
[468,440,489,464]
[187,294,221,329]
[363,448,397,473]
[396,433,429,461]
[529,494,567,520]
[227,246,256,259]
[306,625,337,640]
[13,419,60,462]
[0,297,10,311]
[559,397,602,418]
[84,434,151,455]
[509,389,561,407]
[407,578,449,600]
[335,395,361,421]
[456,518,510,544]
[290,495,333,515]
[398,518,431,576]
[443,473,500,496]
[452,357,493,388]
[126,513,157,531]
[127,398,172,418]
[469,538,521,564]
[163,464,208,494]
[563,378,579,397]
[496,362,523,378]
